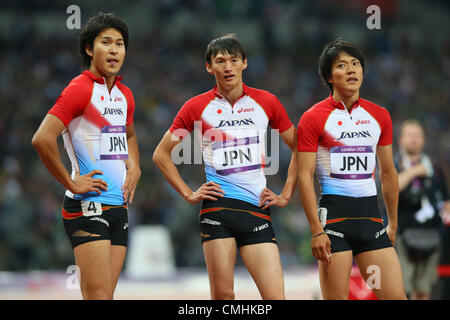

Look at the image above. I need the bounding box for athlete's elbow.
[31,132,43,151]
[32,133,54,155]
[152,148,165,168]
[379,167,398,183]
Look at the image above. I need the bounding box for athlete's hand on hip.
[122,166,141,204]
[386,223,397,246]
[258,188,288,210]
[71,170,108,195]
[185,181,225,204]
[311,233,332,262]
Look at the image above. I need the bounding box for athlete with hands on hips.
[153,34,297,300]
[32,13,140,300]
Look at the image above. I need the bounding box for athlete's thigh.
[318,250,353,300]
[110,245,127,293]
[202,238,237,295]
[355,247,407,300]
[239,242,285,300]
[74,240,113,297]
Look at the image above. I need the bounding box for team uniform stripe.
[62,208,83,219]
[199,206,271,221]
[62,204,127,219]
[199,207,224,214]
[326,217,384,224]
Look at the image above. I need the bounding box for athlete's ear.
[327,75,333,85]
[85,44,93,58]
[206,61,213,74]
[242,57,248,70]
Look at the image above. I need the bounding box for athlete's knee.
[83,289,113,300]
[261,292,285,300]
[322,291,349,300]
[81,285,113,300]
[211,288,235,300]
[376,288,407,300]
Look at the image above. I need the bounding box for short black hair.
[205,34,247,65]
[79,12,129,69]
[318,38,365,92]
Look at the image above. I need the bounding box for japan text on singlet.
[297,95,393,197]
[48,70,135,205]
[169,84,292,206]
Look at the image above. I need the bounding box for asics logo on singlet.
[237,107,255,113]
[336,130,371,140]
[102,107,124,116]
[215,118,255,128]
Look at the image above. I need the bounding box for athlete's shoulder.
[359,98,393,145]
[184,89,216,108]
[115,78,135,106]
[245,85,279,104]
[48,72,94,126]
[359,98,391,122]
[169,89,216,134]
[63,72,94,96]
[177,89,217,118]
[360,98,389,113]
[114,75,133,95]
[245,85,292,131]
[301,97,335,121]
[115,79,132,95]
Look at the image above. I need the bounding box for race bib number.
[212,136,261,175]
[100,125,128,160]
[81,201,103,217]
[329,145,375,179]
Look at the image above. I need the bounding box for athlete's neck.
[332,90,359,112]
[216,81,244,106]
[89,66,116,92]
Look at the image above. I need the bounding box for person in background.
[395,119,449,300]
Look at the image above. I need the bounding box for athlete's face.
[206,52,248,90]
[399,123,425,155]
[328,52,363,96]
[86,28,126,78]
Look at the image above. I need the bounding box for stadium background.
[0,0,448,299]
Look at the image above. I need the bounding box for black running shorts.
[199,197,277,247]
[62,196,128,249]
[318,195,392,256]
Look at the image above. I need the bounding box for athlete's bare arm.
[376,144,399,245]
[32,114,108,194]
[122,123,141,204]
[298,151,331,262]
[153,130,225,204]
[259,126,298,209]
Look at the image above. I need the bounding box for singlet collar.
[83,70,123,85]
[328,93,361,111]
[213,83,249,99]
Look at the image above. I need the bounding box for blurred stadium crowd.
[0,0,448,272]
